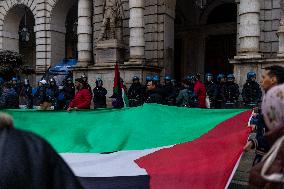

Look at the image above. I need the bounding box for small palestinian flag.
[5,104,251,189]
[112,63,129,108]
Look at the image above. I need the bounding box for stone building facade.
[0,0,283,92]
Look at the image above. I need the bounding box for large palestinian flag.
[4,104,251,189]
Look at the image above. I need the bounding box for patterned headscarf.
[262,84,284,130]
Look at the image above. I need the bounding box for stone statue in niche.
[97,0,124,42]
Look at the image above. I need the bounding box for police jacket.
[63,83,75,100]
[242,80,262,103]
[93,86,107,107]
[145,89,163,104]
[222,82,240,102]
[0,88,19,109]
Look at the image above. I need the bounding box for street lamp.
[19,8,30,42]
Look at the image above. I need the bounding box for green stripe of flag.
[3,104,247,153]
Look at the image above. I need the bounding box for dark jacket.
[93,86,107,108]
[242,80,262,104]
[128,83,145,107]
[19,85,33,109]
[221,82,240,102]
[0,88,19,109]
[63,83,75,101]
[176,88,198,107]
[0,127,83,189]
[145,89,163,104]
[33,86,47,106]
[46,85,59,103]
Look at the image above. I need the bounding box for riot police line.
[0,71,262,110]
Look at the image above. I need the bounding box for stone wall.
[260,0,281,58]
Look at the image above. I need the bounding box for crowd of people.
[0,68,264,110]
[129,70,262,109]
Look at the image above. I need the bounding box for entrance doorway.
[205,34,236,75]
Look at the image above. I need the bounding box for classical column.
[129,0,145,64]
[77,0,93,66]
[278,0,284,57]
[236,0,261,59]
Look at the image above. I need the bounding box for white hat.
[39,80,47,85]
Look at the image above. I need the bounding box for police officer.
[242,72,262,108]
[61,77,75,109]
[128,76,144,107]
[93,78,107,109]
[152,74,167,103]
[19,79,33,109]
[222,74,240,108]
[205,73,217,108]
[81,74,92,94]
[215,74,226,108]
[145,80,163,104]
[46,78,59,110]
[33,80,47,109]
[163,75,176,105]
[11,77,21,96]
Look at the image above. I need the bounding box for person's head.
[49,78,56,86]
[171,79,177,87]
[0,113,14,129]
[96,78,103,87]
[152,75,160,84]
[227,74,235,83]
[190,75,197,84]
[217,74,226,83]
[75,78,84,90]
[206,73,213,82]
[247,71,257,82]
[66,77,73,84]
[145,75,152,83]
[81,74,88,83]
[261,66,284,92]
[11,77,17,85]
[164,75,172,85]
[147,81,158,91]
[195,73,201,81]
[132,76,140,84]
[262,84,284,130]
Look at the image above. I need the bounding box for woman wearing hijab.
[249,84,284,189]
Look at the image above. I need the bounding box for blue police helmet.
[164,75,172,81]
[227,74,235,80]
[247,71,256,80]
[133,76,140,81]
[12,77,18,81]
[146,75,152,81]
[206,73,213,78]
[217,74,225,81]
[153,75,160,82]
